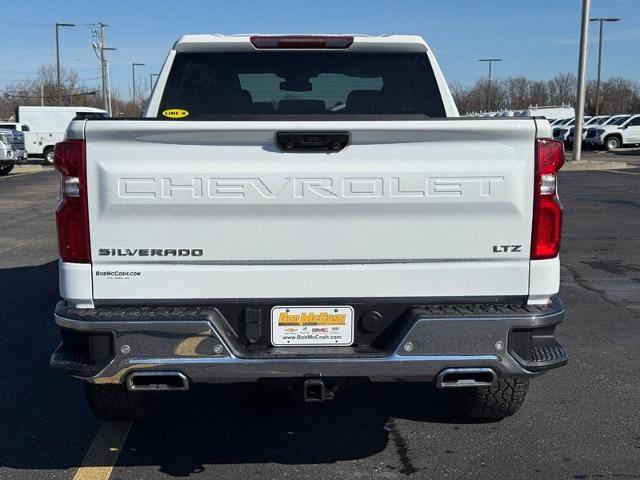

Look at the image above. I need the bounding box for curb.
[562,160,628,172]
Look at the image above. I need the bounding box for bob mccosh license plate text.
[271,306,354,346]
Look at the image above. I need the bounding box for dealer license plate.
[271,306,354,346]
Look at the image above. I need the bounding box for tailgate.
[86,119,536,301]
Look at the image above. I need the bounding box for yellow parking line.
[73,421,133,480]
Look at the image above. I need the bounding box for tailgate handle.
[275,132,349,152]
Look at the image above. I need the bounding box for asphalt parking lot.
[1,153,639,479]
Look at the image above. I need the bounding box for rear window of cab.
[158,52,446,119]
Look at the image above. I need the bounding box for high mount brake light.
[250,35,354,49]
[54,139,91,263]
[531,138,565,260]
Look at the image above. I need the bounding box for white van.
[11,106,108,163]
[520,105,575,122]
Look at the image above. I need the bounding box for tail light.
[55,139,91,263]
[531,138,564,260]
[250,35,353,49]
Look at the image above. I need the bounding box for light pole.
[574,0,592,162]
[132,62,145,112]
[55,22,75,105]
[478,58,502,112]
[150,73,159,92]
[590,17,620,115]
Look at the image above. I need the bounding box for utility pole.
[99,22,107,109]
[93,22,116,115]
[132,63,145,114]
[55,22,75,105]
[106,60,113,116]
[478,58,502,112]
[590,17,620,116]
[574,0,592,162]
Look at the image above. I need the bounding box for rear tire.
[43,147,55,164]
[449,378,529,421]
[84,383,152,420]
[0,162,14,176]
[605,136,621,151]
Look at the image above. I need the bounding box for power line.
[3,91,97,99]
[0,18,98,30]
[0,18,52,28]
[1,39,97,65]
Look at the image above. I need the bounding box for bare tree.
[450,73,639,115]
[504,77,529,109]
[547,73,576,106]
[0,65,102,118]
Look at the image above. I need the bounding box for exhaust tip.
[436,368,496,388]
[127,371,189,391]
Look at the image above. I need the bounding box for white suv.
[585,114,640,150]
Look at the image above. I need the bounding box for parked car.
[553,117,591,143]
[0,129,16,175]
[8,106,108,163]
[566,115,610,144]
[584,114,640,150]
[583,115,630,148]
[50,34,568,422]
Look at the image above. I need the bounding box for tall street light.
[590,17,620,115]
[574,0,592,162]
[55,22,75,105]
[132,62,145,112]
[478,58,502,112]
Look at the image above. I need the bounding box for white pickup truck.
[584,114,640,150]
[51,34,567,421]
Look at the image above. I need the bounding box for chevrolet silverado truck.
[51,34,568,421]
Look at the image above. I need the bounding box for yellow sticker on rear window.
[162,108,189,119]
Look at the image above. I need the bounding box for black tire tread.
[84,383,151,420]
[450,378,529,420]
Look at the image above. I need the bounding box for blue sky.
[1,0,638,98]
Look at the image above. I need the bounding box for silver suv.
[0,128,27,176]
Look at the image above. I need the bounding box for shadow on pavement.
[611,148,640,157]
[117,381,469,476]
[0,261,99,471]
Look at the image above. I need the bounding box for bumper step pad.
[531,344,567,363]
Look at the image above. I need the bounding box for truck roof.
[173,34,430,53]
[18,106,107,113]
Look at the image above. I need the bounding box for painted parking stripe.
[73,421,132,480]
[0,171,45,180]
[602,169,640,176]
